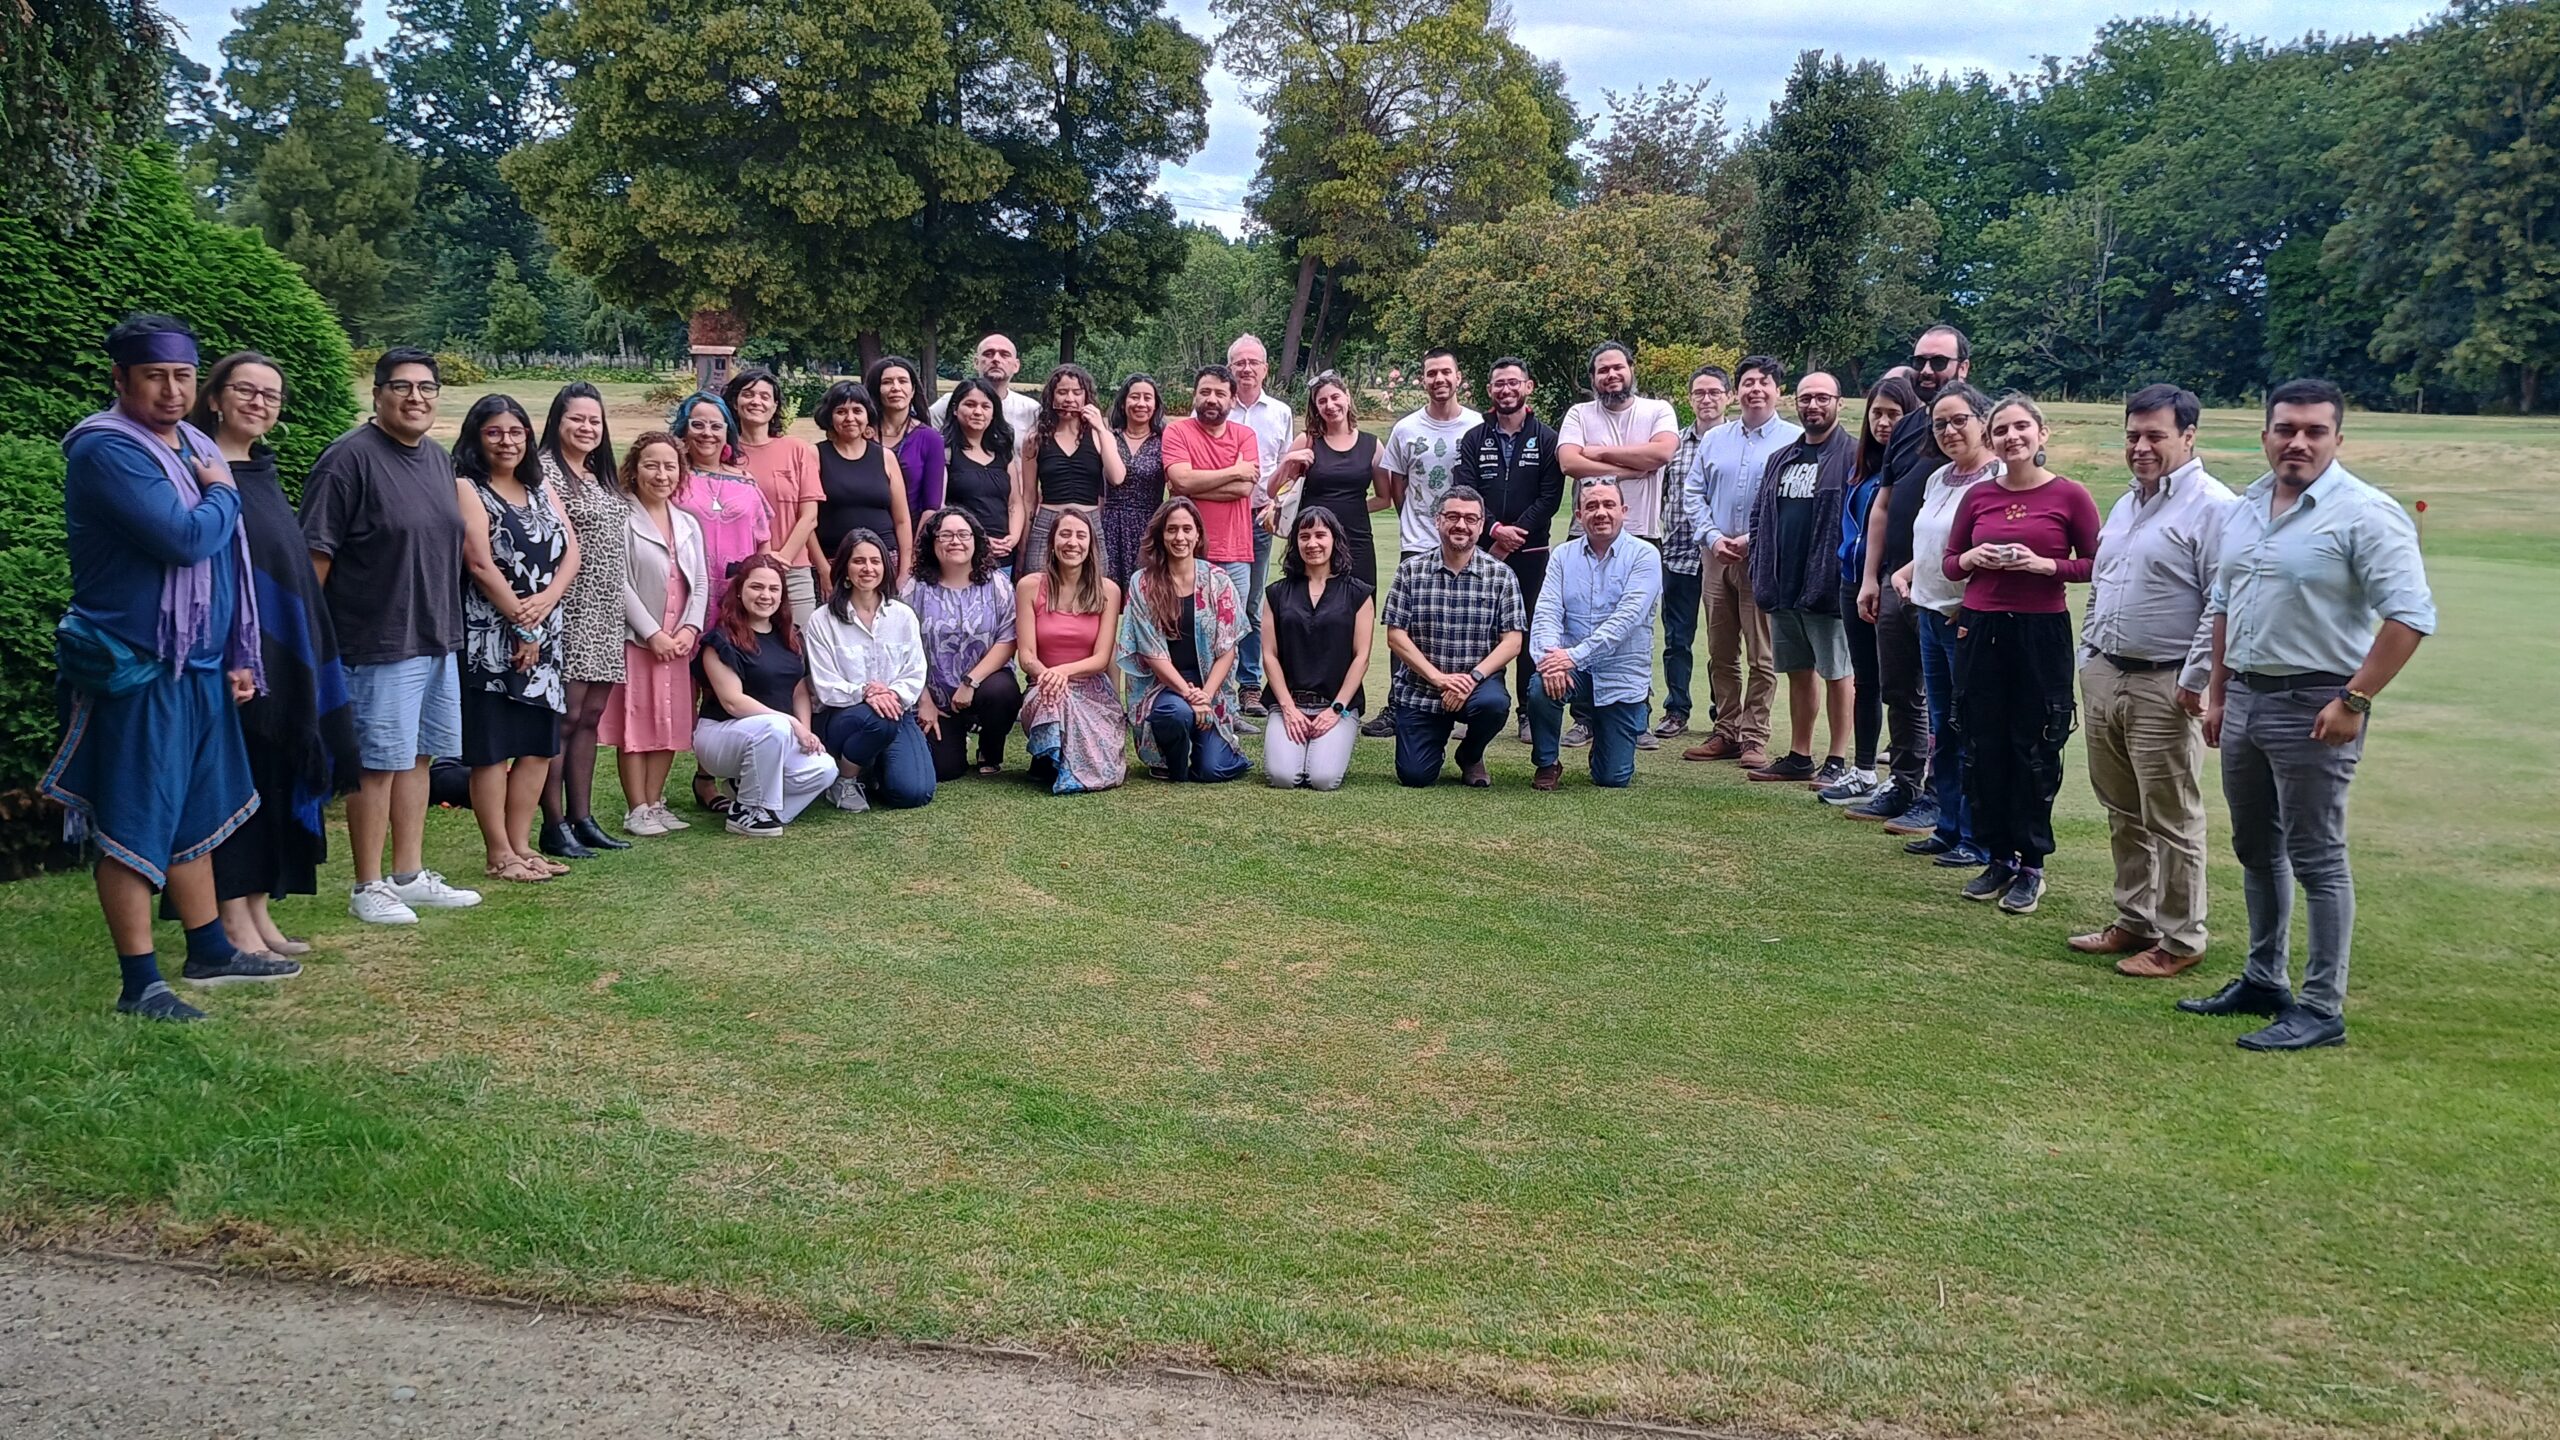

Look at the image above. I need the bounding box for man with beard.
[1849,325,1969,827]
[1557,341,1679,750]
[1742,372,1860,787]
[1455,357,1565,744]
[1679,355,1799,769]
[1162,364,1262,636]
[1367,349,1482,736]
[927,332,1041,439]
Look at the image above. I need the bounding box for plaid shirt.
[1381,547,1527,710]
[1660,423,1712,575]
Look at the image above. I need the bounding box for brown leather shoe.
[1531,763,1562,792]
[2067,924,2156,956]
[1735,747,1771,770]
[1683,734,1739,762]
[2116,946,2204,979]
[1461,760,1492,788]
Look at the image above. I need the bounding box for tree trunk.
[1308,270,1338,375]
[919,301,941,409]
[858,330,885,373]
[1060,321,1080,365]
[2523,364,2541,414]
[1279,251,1317,382]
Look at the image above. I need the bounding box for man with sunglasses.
[301,347,480,925]
[1848,325,1969,828]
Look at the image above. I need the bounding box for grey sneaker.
[1516,718,1532,745]
[1998,869,2045,914]
[1361,712,1396,738]
[828,777,870,812]
[1652,712,1691,739]
[1962,862,2017,902]
[116,981,206,1022]
[1820,766,1879,804]
[1848,779,1915,821]
[1633,729,1661,751]
[1807,756,1848,790]
[1562,722,1593,748]
[180,951,303,987]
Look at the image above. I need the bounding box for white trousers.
[691,713,836,822]
[1263,712,1358,791]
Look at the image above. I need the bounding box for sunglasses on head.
[1908,354,1957,372]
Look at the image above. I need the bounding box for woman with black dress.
[1275,372,1383,585]
[814,379,911,575]
[1018,362,1125,576]
[1260,505,1375,791]
[938,376,1021,573]
[455,393,580,884]
[179,352,358,959]
[1100,372,1167,592]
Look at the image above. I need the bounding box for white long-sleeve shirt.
[803,597,926,709]
[2080,459,2236,693]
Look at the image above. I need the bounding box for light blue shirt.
[1684,413,1803,550]
[1530,532,1663,706]
[2207,460,2436,677]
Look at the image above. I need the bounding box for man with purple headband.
[43,314,300,1021]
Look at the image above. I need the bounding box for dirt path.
[0,1251,1708,1439]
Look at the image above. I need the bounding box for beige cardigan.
[622,502,708,642]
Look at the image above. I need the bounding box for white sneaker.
[828,777,869,812]
[348,881,419,926]
[623,805,668,837]
[388,869,482,910]
[650,803,691,832]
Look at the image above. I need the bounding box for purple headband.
[108,330,200,367]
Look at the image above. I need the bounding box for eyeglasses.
[1930,416,1976,432]
[1907,354,1957,372]
[382,380,442,397]
[223,382,284,405]
[480,427,529,443]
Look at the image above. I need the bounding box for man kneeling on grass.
[1525,480,1660,790]
[1742,371,1860,790]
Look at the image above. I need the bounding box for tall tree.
[506,0,956,354]
[204,0,419,341]
[382,0,567,345]
[1584,79,1731,202]
[2328,0,2559,412]
[4,0,176,229]
[1746,50,1901,376]
[1214,0,1581,381]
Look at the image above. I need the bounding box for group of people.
[48,313,2432,1052]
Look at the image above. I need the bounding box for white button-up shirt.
[1684,413,1803,550]
[2207,460,2436,677]
[2080,459,2237,692]
[804,596,927,709]
[1231,390,1295,505]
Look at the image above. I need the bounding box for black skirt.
[460,687,563,766]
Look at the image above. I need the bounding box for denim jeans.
[1916,607,1971,848]
[1216,556,1261,694]
[1659,564,1703,719]
[1525,671,1648,786]
[1392,676,1511,786]
[1147,691,1249,783]
[820,705,938,809]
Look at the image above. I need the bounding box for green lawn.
[3,404,2555,1438]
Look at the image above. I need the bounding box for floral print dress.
[1115,560,1245,771]
[462,474,569,716]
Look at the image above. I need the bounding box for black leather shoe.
[2176,977,2290,1018]
[570,815,632,851]
[1903,834,1954,856]
[2236,1005,2347,1051]
[538,819,595,860]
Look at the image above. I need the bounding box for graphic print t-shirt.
[1386,406,1483,556]
[1770,448,1824,606]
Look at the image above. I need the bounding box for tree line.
[6,0,2553,412]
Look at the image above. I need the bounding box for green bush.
[1638,341,1742,429]
[0,145,358,809]
[349,346,489,388]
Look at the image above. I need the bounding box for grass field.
[4,397,2556,1438]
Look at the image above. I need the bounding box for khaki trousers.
[2081,658,2209,954]
[1701,547,1773,749]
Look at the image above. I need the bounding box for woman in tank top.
[1013,506,1126,795]
[1275,371,1383,585]
[814,378,911,576]
[937,376,1022,572]
[1018,362,1125,577]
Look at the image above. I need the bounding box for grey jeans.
[2223,682,2365,1016]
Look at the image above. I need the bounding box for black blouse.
[816,441,896,561]
[1033,428,1105,506]
[698,626,807,721]
[1265,574,1373,712]
[945,448,1012,539]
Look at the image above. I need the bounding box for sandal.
[975,762,1002,777]
[486,856,554,883]
[532,855,571,877]
[692,776,733,815]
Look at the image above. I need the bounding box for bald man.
[928,333,1040,439]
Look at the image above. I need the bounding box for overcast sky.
[162,0,2449,235]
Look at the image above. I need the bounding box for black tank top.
[816,441,895,560]
[1297,431,1377,521]
[945,447,1012,539]
[1035,428,1105,506]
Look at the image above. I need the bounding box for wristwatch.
[1330,701,1351,716]
[2341,688,2373,715]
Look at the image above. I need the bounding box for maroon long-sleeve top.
[1941,475,2101,614]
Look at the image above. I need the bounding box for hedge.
[0,146,359,830]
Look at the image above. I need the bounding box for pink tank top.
[1031,583,1104,664]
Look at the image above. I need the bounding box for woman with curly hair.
[904,506,1023,780]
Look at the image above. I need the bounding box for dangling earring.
[2034,447,2047,466]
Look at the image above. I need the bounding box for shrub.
[1638,341,1743,428]
[348,346,489,389]
[0,145,358,815]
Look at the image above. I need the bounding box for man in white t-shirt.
[1366,348,1482,735]
[1227,334,1294,712]
[927,332,1040,440]
[1556,341,1678,748]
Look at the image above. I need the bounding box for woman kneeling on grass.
[803,529,935,812]
[905,506,1024,780]
[693,553,836,835]
[1118,498,1249,783]
[1014,506,1126,794]
[1260,504,1374,791]
[602,432,707,837]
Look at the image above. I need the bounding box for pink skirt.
[599,577,696,755]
